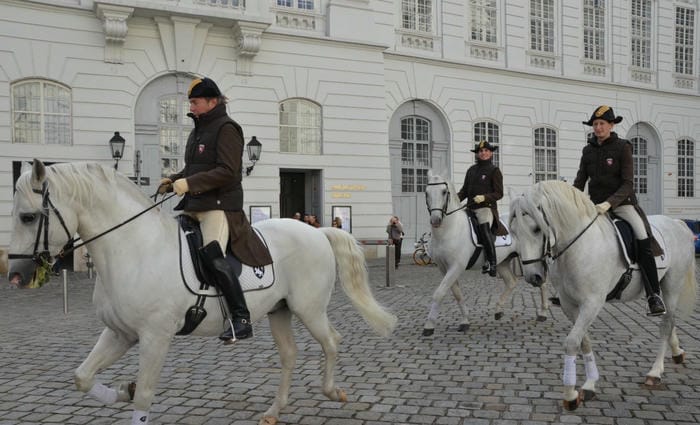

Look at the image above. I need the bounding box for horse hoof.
[536,315,547,322]
[562,392,583,411]
[422,328,434,337]
[494,312,504,320]
[644,376,661,387]
[582,389,596,401]
[337,388,348,402]
[117,381,136,402]
[457,324,470,332]
[260,415,278,425]
[672,352,685,364]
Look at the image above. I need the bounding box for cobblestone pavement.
[1,257,699,425]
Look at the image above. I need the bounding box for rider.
[574,105,666,316]
[457,140,507,277]
[159,77,273,342]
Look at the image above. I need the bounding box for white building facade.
[1,0,699,257]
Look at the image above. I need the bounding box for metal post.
[62,269,68,314]
[385,244,395,287]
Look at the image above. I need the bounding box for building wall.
[1,0,699,252]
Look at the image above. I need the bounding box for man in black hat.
[158,77,273,343]
[457,140,506,277]
[574,105,666,316]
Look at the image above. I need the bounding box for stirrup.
[646,294,666,317]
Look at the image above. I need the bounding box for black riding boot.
[199,241,253,342]
[637,238,666,316]
[478,223,498,277]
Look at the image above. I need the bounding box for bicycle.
[412,232,432,265]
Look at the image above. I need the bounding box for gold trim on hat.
[595,105,610,117]
[187,78,202,97]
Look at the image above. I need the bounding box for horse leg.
[129,331,174,425]
[449,282,470,332]
[645,314,675,386]
[537,280,551,321]
[298,310,346,403]
[424,267,462,336]
[668,327,686,363]
[561,302,601,411]
[74,327,136,405]
[260,308,298,425]
[579,334,598,401]
[493,264,518,321]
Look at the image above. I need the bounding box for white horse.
[7,161,397,425]
[421,171,550,336]
[509,180,697,410]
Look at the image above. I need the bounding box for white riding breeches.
[474,207,494,226]
[186,210,229,256]
[611,205,647,240]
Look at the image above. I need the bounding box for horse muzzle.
[525,273,545,288]
[8,259,37,288]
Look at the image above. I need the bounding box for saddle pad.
[468,217,513,247]
[611,218,669,270]
[178,228,275,295]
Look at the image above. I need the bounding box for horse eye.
[20,213,37,224]
[533,227,541,233]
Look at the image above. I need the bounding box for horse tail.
[320,228,397,337]
[676,257,697,319]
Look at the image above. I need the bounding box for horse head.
[425,170,460,228]
[8,160,81,287]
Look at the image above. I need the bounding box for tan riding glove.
[157,178,172,195]
[473,195,486,204]
[595,201,611,215]
[173,179,189,196]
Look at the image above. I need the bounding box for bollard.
[62,269,68,314]
[385,244,395,287]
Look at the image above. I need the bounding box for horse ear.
[31,159,46,187]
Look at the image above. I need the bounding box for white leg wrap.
[563,355,577,386]
[132,410,149,425]
[87,382,118,404]
[427,302,440,323]
[583,352,599,381]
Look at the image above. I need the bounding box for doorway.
[280,169,323,223]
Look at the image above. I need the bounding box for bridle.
[9,180,175,266]
[425,181,467,218]
[519,207,600,270]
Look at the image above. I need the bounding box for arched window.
[159,95,190,177]
[630,136,648,194]
[534,127,557,182]
[12,79,71,145]
[473,121,500,167]
[678,139,695,197]
[400,116,431,193]
[279,99,322,154]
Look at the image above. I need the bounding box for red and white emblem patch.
[198,144,205,154]
[606,158,613,166]
[481,174,486,180]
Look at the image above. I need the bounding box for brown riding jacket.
[457,160,508,236]
[169,103,272,266]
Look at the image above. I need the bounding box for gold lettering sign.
[330,184,366,191]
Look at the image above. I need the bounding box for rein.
[9,182,176,264]
[520,210,600,266]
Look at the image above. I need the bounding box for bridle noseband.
[425,181,467,218]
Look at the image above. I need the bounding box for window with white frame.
[675,7,695,75]
[470,0,497,43]
[276,0,314,10]
[279,99,322,154]
[402,0,433,32]
[631,0,652,68]
[474,121,500,167]
[630,136,648,194]
[583,0,606,61]
[12,80,71,145]
[678,139,694,197]
[530,0,554,52]
[401,116,431,193]
[534,127,557,182]
[159,95,191,177]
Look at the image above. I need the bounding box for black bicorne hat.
[470,140,498,153]
[187,77,222,99]
[582,105,623,126]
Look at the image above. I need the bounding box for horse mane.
[531,180,596,231]
[15,162,154,211]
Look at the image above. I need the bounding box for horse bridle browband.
[425,181,467,217]
[9,181,176,266]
